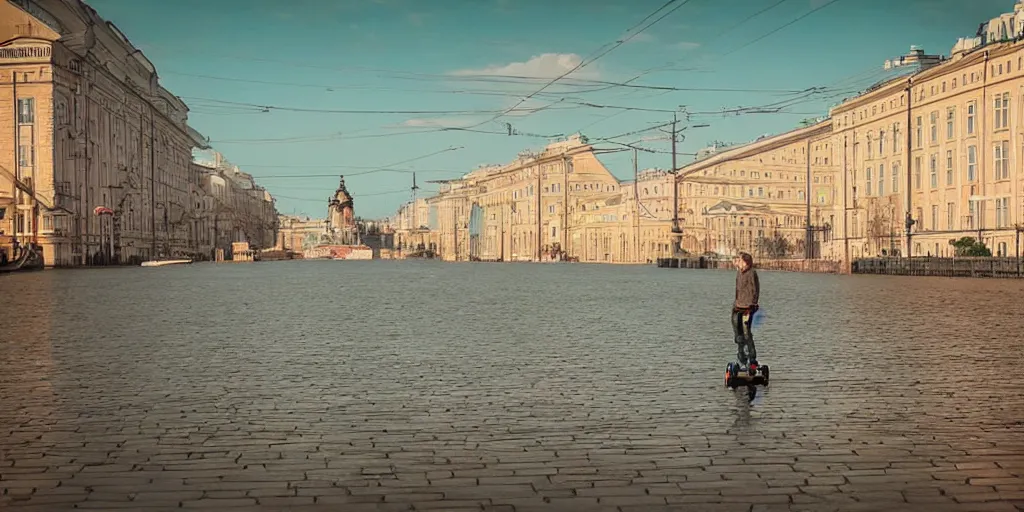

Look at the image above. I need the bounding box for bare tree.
[865,198,896,255]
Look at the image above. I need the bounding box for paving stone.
[3,274,1024,511]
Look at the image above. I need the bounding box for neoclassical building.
[831,41,1024,260]
[1,0,207,265]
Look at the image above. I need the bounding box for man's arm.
[752,271,760,306]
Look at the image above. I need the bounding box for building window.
[967,145,977,181]
[994,92,1010,130]
[929,111,938,143]
[966,102,976,135]
[879,130,885,154]
[994,141,1010,180]
[915,116,923,148]
[866,168,872,196]
[931,205,938,231]
[929,154,938,188]
[892,162,899,193]
[967,201,976,230]
[18,145,31,167]
[16,98,35,124]
[996,197,1009,228]
[945,149,954,186]
[867,134,873,159]
[947,202,955,230]
[914,156,922,189]
[878,164,885,196]
[946,107,955,139]
[893,123,901,153]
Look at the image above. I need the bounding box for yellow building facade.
[0,0,210,265]
[391,135,677,263]
[831,41,1024,261]
[675,121,838,259]
[0,0,278,266]
[392,13,1024,269]
[276,215,327,252]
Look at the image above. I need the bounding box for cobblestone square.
[3,264,1024,511]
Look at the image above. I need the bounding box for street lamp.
[904,210,916,258]
[1015,222,1023,277]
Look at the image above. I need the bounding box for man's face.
[734,257,746,270]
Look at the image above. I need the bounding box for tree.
[949,237,992,257]
[867,210,891,250]
[754,233,793,259]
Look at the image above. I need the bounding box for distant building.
[884,46,944,72]
[978,0,1024,45]
[326,176,358,245]
[276,215,327,252]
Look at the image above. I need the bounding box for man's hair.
[738,252,753,267]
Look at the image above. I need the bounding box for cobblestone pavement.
[2,264,1024,511]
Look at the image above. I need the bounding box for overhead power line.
[720,0,843,58]
[248,147,461,180]
[253,169,465,179]
[182,96,574,116]
[166,69,812,97]
[272,188,420,203]
[465,0,693,129]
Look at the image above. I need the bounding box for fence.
[852,257,1023,278]
[656,257,841,274]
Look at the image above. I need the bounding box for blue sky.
[88,0,1011,219]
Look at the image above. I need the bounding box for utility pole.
[843,136,850,271]
[150,111,156,260]
[904,78,915,261]
[633,148,639,263]
[562,154,569,259]
[1016,223,1022,277]
[411,171,419,248]
[11,73,19,252]
[536,164,541,262]
[805,137,812,259]
[671,112,680,256]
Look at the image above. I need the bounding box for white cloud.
[674,41,701,50]
[449,53,599,80]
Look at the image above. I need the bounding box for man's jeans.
[731,309,757,366]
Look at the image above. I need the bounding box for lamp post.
[1015,222,1022,277]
